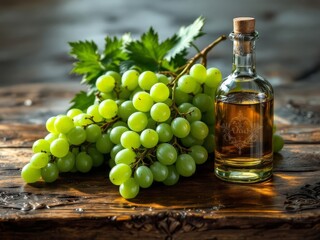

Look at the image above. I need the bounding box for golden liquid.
[215,92,273,183]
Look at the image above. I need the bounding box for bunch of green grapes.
[21,63,284,199]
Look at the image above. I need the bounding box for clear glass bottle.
[214,17,274,183]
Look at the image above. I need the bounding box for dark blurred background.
[1,0,320,87]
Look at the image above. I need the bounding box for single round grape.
[73,113,93,127]
[67,126,86,145]
[30,152,49,169]
[180,134,204,147]
[120,131,141,149]
[109,163,132,185]
[110,144,124,160]
[156,143,177,165]
[87,105,103,122]
[190,63,207,84]
[178,103,194,113]
[121,70,139,91]
[54,115,74,134]
[156,123,173,142]
[177,75,197,93]
[76,152,93,173]
[192,82,201,95]
[273,134,284,153]
[174,88,192,106]
[110,126,129,144]
[67,108,82,119]
[192,93,212,112]
[140,129,159,148]
[87,147,104,167]
[46,116,57,133]
[112,121,128,128]
[203,85,216,98]
[205,67,222,89]
[41,163,59,183]
[32,139,50,154]
[150,161,168,182]
[189,145,208,164]
[100,92,115,100]
[119,178,140,199]
[171,117,190,138]
[164,98,173,107]
[57,151,75,172]
[128,112,148,132]
[118,100,136,121]
[138,71,158,90]
[202,134,215,153]
[186,107,202,122]
[99,99,118,119]
[96,75,116,93]
[150,102,171,122]
[175,154,196,177]
[85,124,102,143]
[21,163,41,183]
[190,121,209,140]
[156,73,170,84]
[163,165,180,186]
[44,133,59,144]
[132,91,154,112]
[50,138,69,158]
[150,82,170,102]
[96,133,114,153]
[118,86,132,99]
[134,165,153,188]
[147,117,157,129]
[105,70,121,84]
[115,148,136,165]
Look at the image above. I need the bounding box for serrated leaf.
[165,16,205,60]
[69,90,96,111]
[102,36,127,67]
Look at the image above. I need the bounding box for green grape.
[57,151,75,172]
[138,71,158,90]
[105,70,121,84]
[87,147,104,167]
[41,163,59,183]
[96,133,114,153]
[110,126,129,144]
[30,152,49,169]
[96,75,116,93]
[156,123,173,142]
[178,103,194,113]
[156,73,170,85]
[121,69,139,91]
[32,139,50,153]
[146,117,157,129]
[150,82,169,102]
[44,133,59,144]
[203,134,215,153]
[110,144,124,160]
[73,113,93,127]
[156,143,177,165]
[190,63,207,84]
[186,106,202,122]
[85,124,102,143]
[112,121,128,128]
[201,110,215,125]
[128,112,148,132]
[150,102,171,122]
[150,161,168,182]
[118,100,136,121]
[67,126,86,145]
[174,88,192,105]
[140,129,159,148]
[134,166,153,188]
[115,148,136,165]
[203,85,216,98]
[205,67,222,88]
[129,87,143,100]
[100,92,116,100]
[192,93,212,112]
[54,115,74,134]
[132,91,154,112]
[119,178,140,199]
[99,99,118,119]
[164,98,173,107]
[273,134,284,153]
[118,86,132,99]
[67,108,82,119]
[189,145,208,164]
[171,117,190,138]
[21,163,41,183]
[177,75,197,94]
[180,134,204,147]
[190,121,209,140]
[50,138,69,158]
[76,152,93,173]
[163,165,180,186]
[59,133,68,141]
[87,105,103,122]
[46,116,57,133]
[120,131,141,149]
[109,163,132,185]
[175,154,196,177]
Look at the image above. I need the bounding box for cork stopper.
[233,17,255,34]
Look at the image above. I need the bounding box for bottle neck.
[230,32,258,76]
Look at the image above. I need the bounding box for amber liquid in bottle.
[214,17,274,183]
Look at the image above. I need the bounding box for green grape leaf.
[69,90,96,111]
[165,16,205,60]
[102,36,128,69]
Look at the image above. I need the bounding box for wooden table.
[0,81,320,239]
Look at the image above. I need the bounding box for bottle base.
[214,167,272,183]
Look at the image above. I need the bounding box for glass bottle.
[214,17,274,183]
